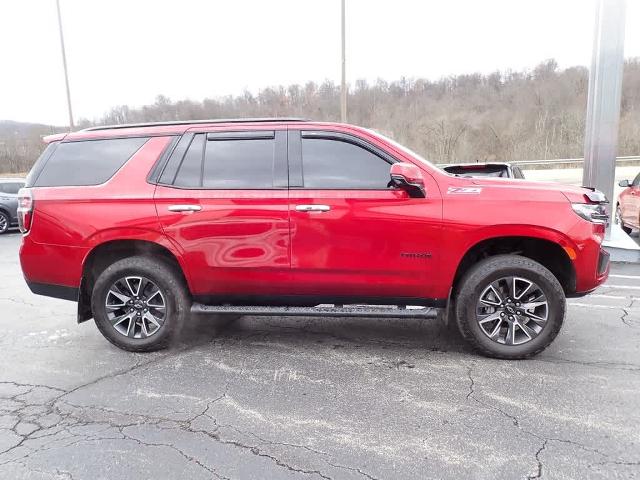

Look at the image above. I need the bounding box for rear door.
[287,129,442,301]
[154,128,291,299]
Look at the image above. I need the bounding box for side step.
[191,303,439,319]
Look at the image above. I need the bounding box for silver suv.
[0,178,26,234]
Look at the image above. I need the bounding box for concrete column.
[582,0,626,239]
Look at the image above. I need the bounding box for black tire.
[455,254,565,360]
[0,211,9,234]
[616,204,632,234]
[91,256,190,352]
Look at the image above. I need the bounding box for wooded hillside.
[2,58,639,174]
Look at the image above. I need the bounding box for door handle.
[168,204,202,212]
[295,204,331,212]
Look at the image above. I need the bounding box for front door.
[154,128,291,299]
[287,129,442,301]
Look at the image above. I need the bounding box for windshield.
[443,165,510,178]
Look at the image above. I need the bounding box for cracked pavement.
[0,233,639,479]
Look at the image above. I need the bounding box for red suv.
[18,119,609,358]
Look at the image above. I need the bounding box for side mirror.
[390,163,426,198]
[619,179,631,187]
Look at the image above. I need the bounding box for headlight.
[572,203,608,224]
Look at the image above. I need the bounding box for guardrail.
[511,155,640,169]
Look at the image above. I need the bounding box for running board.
[191,303,439,318]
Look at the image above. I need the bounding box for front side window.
[633,172,640,187]
[301,138,391,189]
[33,137,148,187]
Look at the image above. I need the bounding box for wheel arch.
[451,235,577,298]
[78,238,190,323]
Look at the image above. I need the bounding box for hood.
[458,176,599,203]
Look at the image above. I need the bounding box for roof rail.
[82,117,309,132]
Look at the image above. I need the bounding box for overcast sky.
[0,0,638,125]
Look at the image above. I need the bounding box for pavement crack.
[184,425,332,479]
[120,427,231,480]
[621,309,633,327]
[526,439,547,479]
[465,364,518,426]
[466,365,475,400]
[324,461,380,480]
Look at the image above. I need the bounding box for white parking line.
[588,294,626,299]
[568,302,626,310]
[609,274,640,280]
[600,284,640,290]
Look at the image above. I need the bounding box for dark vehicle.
[442,162,526,179]
[18,119,609,359]
[0,177,25,234]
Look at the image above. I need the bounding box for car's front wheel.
[91,256,190,352]
[455,255,565,359]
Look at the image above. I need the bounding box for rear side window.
[25,142,58,188]
[301,138,391,189]
[33,137,148,187]
[171,132,276,189]
[0,182,24,194]
[174,135,205,187]
[203,138,274,189]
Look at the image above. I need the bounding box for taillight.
[17,188,33,234]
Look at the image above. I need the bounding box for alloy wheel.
[476,276,548,345]
[105,276,166,339]
[0,214,7,233]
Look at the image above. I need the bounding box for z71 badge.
[447,187,482,194]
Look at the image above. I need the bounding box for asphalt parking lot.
[0,232,639,480]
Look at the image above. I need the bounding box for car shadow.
[175,313,470,355]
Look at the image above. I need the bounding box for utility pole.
[56,0,74,131]
[340,0,347,123]
[582,0,626,239]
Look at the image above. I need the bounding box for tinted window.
[174,134,205,187]
[633,173,640,186]
[34,137,148,187]
[0,182,24,194]
[25,142,58,188]
[513,167,525,179]
[301,138,391,189]
[203,138,274,189]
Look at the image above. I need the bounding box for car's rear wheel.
[616,204,632,234]
[91,256,190,352]
[0,211,9,234]
[455,255,565,359]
